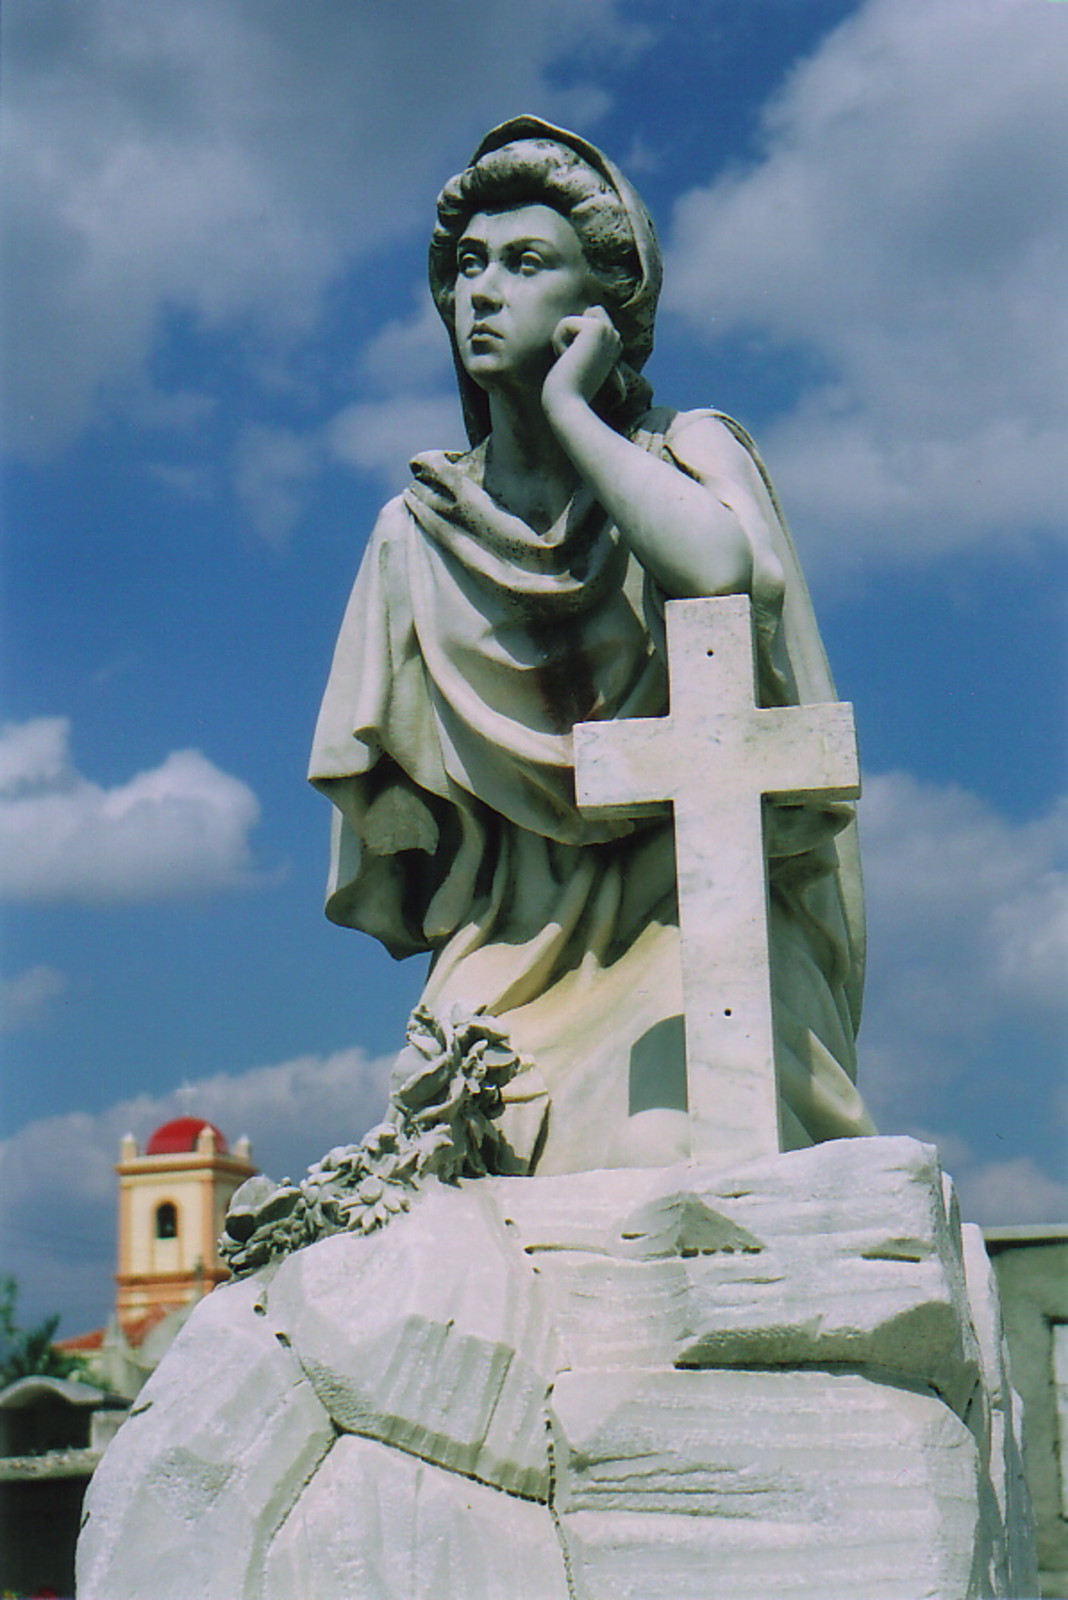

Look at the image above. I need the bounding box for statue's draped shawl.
[310,410,874,1172]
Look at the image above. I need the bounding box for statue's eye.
[457,250,482,277]
[518,251,544,274]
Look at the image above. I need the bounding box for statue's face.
[454,204,595,391]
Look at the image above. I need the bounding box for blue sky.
[1,0,1065,1335]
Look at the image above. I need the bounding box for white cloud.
[988,869,1068,1013]
[322,291,467,496]
[234,422,322,545]
[0,717,263,902]
[0,966,69,1034]
[145,462,214,503]
[359,292,457,396]
[0,1044,394,1333]
[857,770,1066,1125]
[953,1153,1068,1228]
[1,0,637,456]
[664,0,1068,571]
[327,395,466,493]
[900,1126,1067,1227]
[233,381,466,540]
[315,291,468,497]
[0,716,71,794]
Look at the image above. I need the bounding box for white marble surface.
[575,593,860,1168]
[554,1368,985,1600]
[263,1434,569,1600]
[499,1137,983,1419]
[263,1181,558,1500]
[76,1276,335,1600]
[77,1138,1037,1599]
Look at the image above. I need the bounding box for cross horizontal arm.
[746,702,861,803]
[573,716,676,817]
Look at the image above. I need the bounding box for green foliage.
[0,1274,90,1387]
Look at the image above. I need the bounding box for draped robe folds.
[310,407,876,1174]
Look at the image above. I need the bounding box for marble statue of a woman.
[309,116,875,1176]
[78,122,1034,1600]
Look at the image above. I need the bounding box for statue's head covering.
[430,115,663,444]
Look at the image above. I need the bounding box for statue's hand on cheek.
[543,305,623,417]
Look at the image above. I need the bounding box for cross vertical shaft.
[573,595,860,1166]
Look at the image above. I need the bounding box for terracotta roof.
[55,1326,105,1353]
[146,1116,228,1155]
[120,1303,176,1348]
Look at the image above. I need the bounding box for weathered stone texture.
[959,1220,1040,1596]
[76,1277,335,1600]
[77,1138,1036,1600]
[264,1180,558,1500]
[501,1137,982,1416]
[552,1367,989,1599]
[262,1434,568,1600]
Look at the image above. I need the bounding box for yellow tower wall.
[115,1138,256,1330]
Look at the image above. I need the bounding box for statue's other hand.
[544,306,623,412]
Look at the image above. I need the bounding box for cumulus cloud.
[664,0,1068,570]
[953,1153,1068,1229]
[0,716,71,794]
[0,966,70,1034]
[327,395,466,493]
[0,717,263,901]
[0,1044,394,1333]
[235,391,466,539]
[324,292,466,494]
[2,0,637,456]
[359,292,456,396]
[857,770,1066,1127]
[234,422,323,545]
[229,286,465,536]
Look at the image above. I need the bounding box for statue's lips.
[468,325,503,344]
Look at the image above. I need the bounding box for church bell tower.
[114,1117,257,1334]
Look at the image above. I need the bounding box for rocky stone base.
[77,1137,1038,1599]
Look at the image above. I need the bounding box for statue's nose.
[471,263,505,309]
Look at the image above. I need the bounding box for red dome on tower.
[146,1117,229,1156]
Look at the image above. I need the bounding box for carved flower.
[220,1003,525,1275]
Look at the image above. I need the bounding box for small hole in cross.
[724,1008,732,1016]
[706,649,715,657]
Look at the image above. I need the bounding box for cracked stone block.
[501,1137,982,1419]
[76,1276,335,1600]
[263,1179,558,1499]
[552,1366,992,1600]
[959,1219,1039,1597]
[76,1137,1034,1599]
[262,1433,569,1600]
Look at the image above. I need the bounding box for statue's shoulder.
[364,488,423,561]
[639,407,765,487]
[634,405,754,454]
[363,443,483,564]
[666,407,758,457]
[373,491,415,532]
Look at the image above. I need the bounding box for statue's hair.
[429,138,648,362]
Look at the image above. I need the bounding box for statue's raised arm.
[308,115,874,1179]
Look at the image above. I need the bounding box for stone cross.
[573,595,860,1166]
